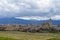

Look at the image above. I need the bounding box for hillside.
[0,18,60,25]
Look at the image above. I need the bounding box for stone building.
[49,18,53,29]
[42,22,49,29]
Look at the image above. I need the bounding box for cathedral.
[42,18,53,29]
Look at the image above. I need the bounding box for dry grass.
[0,31,60,40]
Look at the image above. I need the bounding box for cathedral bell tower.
[49,18,52,29]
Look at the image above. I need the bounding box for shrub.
[0,37,17,40]
[47,38,60,40]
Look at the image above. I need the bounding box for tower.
[49,18,52,29]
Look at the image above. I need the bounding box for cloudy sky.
[0,0,60,20]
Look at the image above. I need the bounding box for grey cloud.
[0,0,60,18]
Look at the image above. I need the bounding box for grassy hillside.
[0,31,60,40]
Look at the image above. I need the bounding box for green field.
[0,31,60,40]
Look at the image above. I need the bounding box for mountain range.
[0,18,60,25]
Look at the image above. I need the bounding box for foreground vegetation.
[47,38,60,40]
[0,37,17,40]
[0,31,60,40]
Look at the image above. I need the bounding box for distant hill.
[0,18,60,25]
